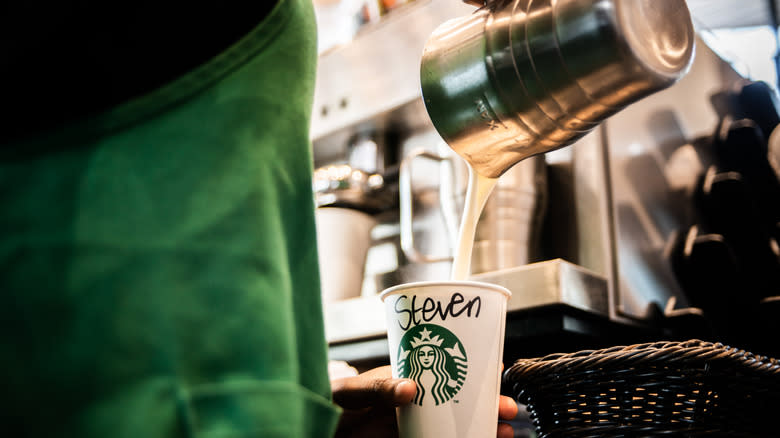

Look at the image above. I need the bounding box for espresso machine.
[311,0,780,367]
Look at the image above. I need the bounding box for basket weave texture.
[503,340,780,437]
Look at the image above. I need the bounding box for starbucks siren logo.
[397,324,467,406]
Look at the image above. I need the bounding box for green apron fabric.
[0,1,341,437]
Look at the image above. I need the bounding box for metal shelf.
[326,259,622,363]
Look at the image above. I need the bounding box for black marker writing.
[394,293,482,330]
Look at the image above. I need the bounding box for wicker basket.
[503,340,780,437]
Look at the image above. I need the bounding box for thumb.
[332,366,417,409]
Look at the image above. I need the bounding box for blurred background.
[309,0,780,379]
[310,1,780,435]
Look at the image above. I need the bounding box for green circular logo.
[397,324,467,406]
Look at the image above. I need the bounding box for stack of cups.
[420,0,695,178]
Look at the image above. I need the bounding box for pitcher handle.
[399,149,454,264]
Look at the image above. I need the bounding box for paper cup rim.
[379,280,511,301]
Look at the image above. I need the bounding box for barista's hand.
[332,365,518,438]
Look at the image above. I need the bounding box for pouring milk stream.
[422,0,695,280]
[450,168,498,280]
[381,0,694,438]
[383,2,696,436]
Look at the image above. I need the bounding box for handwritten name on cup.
[393,292,481,330]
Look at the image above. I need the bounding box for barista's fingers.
[497,422,514,438]
[332,376,416,409]
[498,395,519,421]
[497,363,519,421]
[332,365,417,409]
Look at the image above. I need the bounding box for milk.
[382,163,507,438]
[450,165,498,281]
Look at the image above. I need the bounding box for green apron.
[0,1,341,437]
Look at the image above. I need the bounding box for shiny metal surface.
[555,0,695,106]
[512,0,600,131]
[421,10,552,179]
[368,144,548,294]
[360,134,456,297]
[309,0,759,150]
[601,37,743,321]
[524,0,616,126]
[325,258,609,344]
[420,0,695,178]
[312,0,745,352]
[473,156,547,272]
[474,258,610,315]
[488,0,592,143]
[399,149,455,263]
[313,164,390,211]
[310,0,475,142]
[444,154,549,273]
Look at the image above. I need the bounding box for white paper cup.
[315,207,377,303]
[380,281,511,438]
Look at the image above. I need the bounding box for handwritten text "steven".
[394,293,481,330]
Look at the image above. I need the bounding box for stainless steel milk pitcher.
[421,0,695,178]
